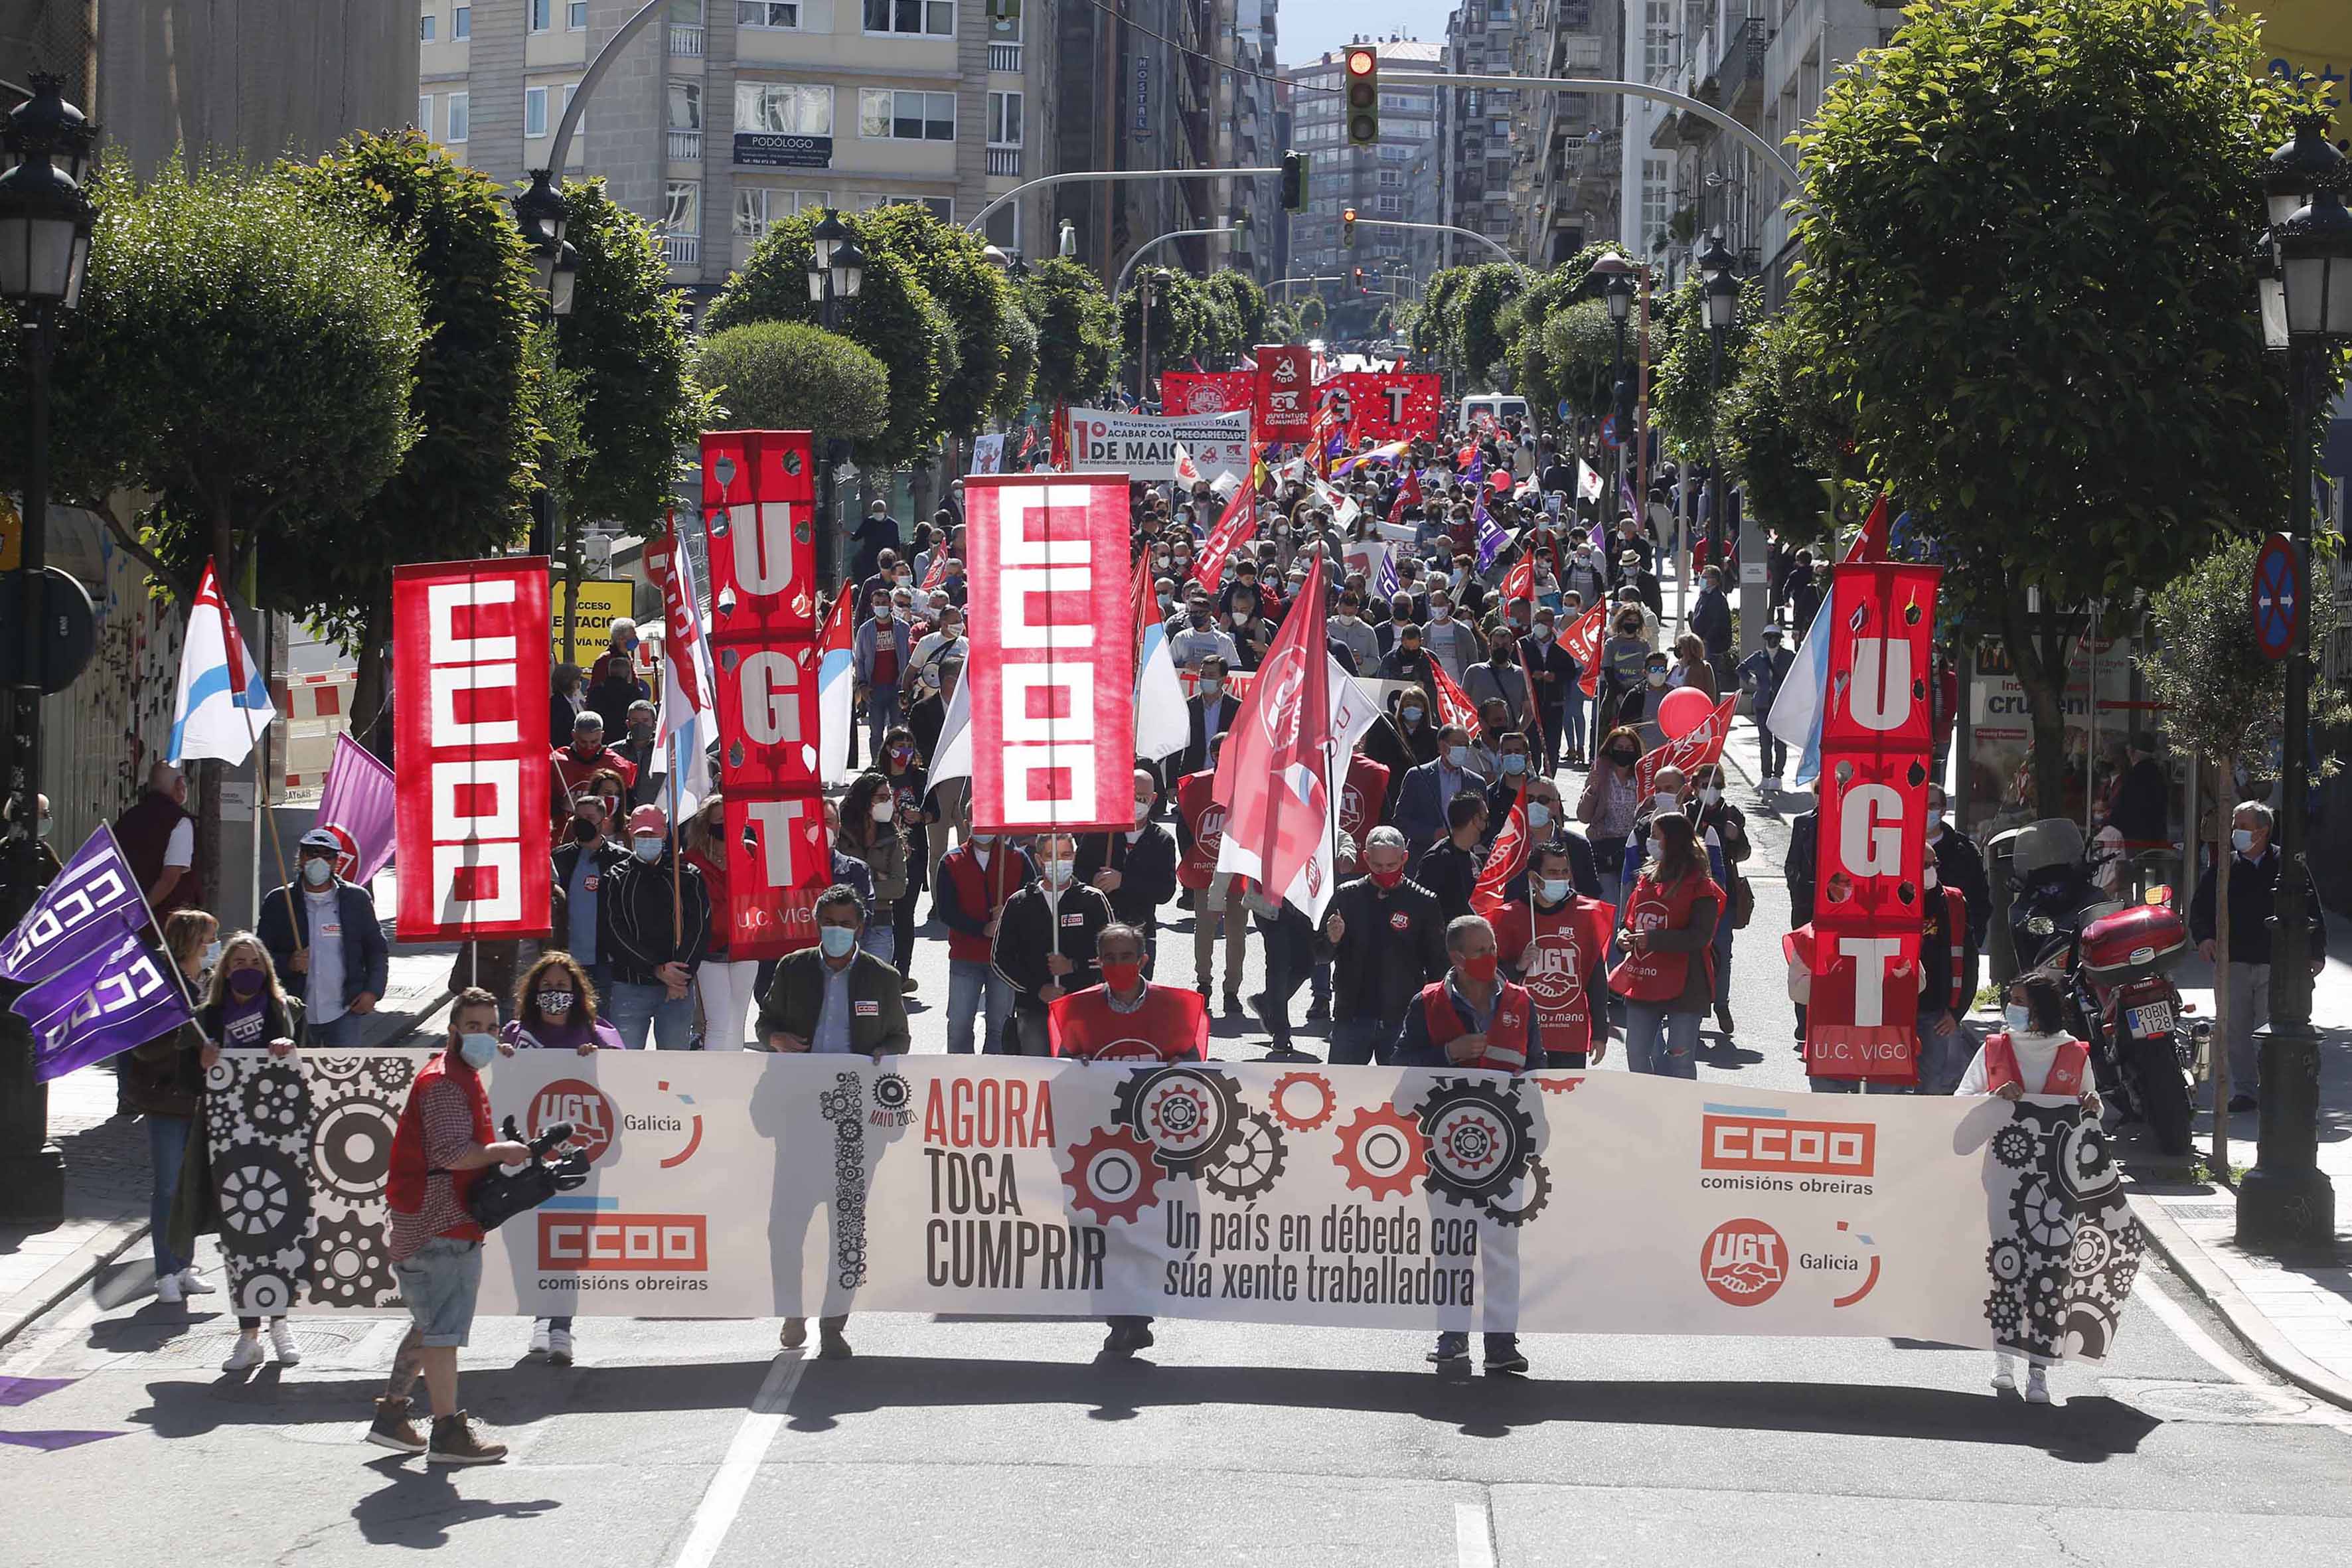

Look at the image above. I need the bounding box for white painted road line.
[1454,1499,1497,1568]
[668,1350,811,1568]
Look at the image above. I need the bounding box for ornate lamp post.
[805,215,864,584]
[1591,252,1635,523]
[1697,231,1739,573]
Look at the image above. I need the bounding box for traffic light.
[1344,46,1379,146]
[1281,150,1306,213]
[1341,206,1356,247]
[1612,377,1636,439]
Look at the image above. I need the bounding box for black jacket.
[1927,825,1990,948]
[1520,631,1580,715]
[1415,836,1488,926]
[552,837,627,937]
[2189,844,2325,967]
[1173,693,1237,783]
[1074,824,1181,931]
[992,881,1114,1008]
[1315,874,1449,1029]
[597,848,713,984]
[1785,810,1818,929]
[2109,757,2170,846]
[1690,588,1733,663]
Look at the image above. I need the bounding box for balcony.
[669,23,704,56]
[1557,35,1603,74]
[988,41,1021,72]
[661,233,700,268]
[986,145,1022,177]
[668,129,702,162]
[1713,17,1767,122]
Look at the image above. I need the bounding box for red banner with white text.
[966,476,1137,834]
[1161,370,1255,417]
[1806,561,1942,1082]
[1338,370,1445,445]
[1252,345,1315,441]
[394,558,552,941]
[702,430,828,960]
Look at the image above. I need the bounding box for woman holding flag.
[1607,813,1724,1080]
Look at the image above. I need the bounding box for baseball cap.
[627,805,667,838]
[297,827,341,854]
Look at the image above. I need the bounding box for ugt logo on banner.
[965,476,1135,832]
[394,558,554,941]
[1806,561,1942,1082]
[703,429,828,958]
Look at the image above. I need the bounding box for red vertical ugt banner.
[1806,561,1942,1082]
[702,430,828,959]
[965,476,1136,833]
[393,558,552,941]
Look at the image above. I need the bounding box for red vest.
[1175,769,1230,892]
[1518,897,1616,1055]
[113,790,200,921]
[1608,870,1724,1003]
[386,1050,495,1242]
[1338,754,1391,848]
[1982,1032,2090,1097]
[1048,984,1208,1061]
[941,844,1028,963]
[1417,979,1533,1071]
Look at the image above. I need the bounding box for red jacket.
[550,743,639,819]
[935,843,1033,964]
[386,1050,493,1243]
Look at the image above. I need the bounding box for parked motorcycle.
[1996,818,2199,1155]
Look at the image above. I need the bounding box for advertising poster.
[1066,407,1253,488]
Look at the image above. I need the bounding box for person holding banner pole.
[994,833,1113,1056]
[125,907,219,1305]
[600,803,711,1051]
[197,935,307,1373]
[937,824,1032,1054]
[1607,813,1724,1080]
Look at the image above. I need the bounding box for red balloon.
[1656,686,1711,741]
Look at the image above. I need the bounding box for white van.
[1460,394,1531,433]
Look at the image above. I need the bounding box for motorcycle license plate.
[2126,1001,2173,1037]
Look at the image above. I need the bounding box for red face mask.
[1460,951,1499,983]
[1368,866,1406,890]
[1100,959,1143,992]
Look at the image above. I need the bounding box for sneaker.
[2024,1369,2051,1405]
[1483,1346,1531,1376]
[427,1412,509,1466]
[1222,991,1243,1017]
[366,1396,428,1455]
[1098,1325,1136,1360]
[1990,1368,2018,1393]
[269,1321,303,1366]
[1305,998,1330,1022]
[818,1327,854,1360]
[529,1320,552,1359]
[221,1335,265,1373]
[901,976,919,995]
[1427,1342,1472,1377]
[154,1273,183,1306]
[1714,1005,1735,1035]
[548,1329,574,1367]
[176,1268,216,1296]
[781,1318,809,1350]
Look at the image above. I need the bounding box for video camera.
[466,1114,592,1232]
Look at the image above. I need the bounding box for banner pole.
[223,597,302,969]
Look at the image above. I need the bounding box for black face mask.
[572,819,599,843]
[1607,747,1638,765]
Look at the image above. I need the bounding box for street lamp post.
[1697,232,1739,574]
[1592,252,1635,524]
[806,213,865,586]
[513,171,582,661]
[2240,121,2352,1253]
[0,72,96,1225]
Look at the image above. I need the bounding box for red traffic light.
[1346,48,1375,76]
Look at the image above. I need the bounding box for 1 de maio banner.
[702,429,828,959]
[208,1050,2145,1372]
[965,476,1135,834]
[1807,561,1942,1082]
[393,558,552,941]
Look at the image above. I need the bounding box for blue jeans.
[864,684,900,759]
[608,980,694,1050]
[1811,1075,1913,1095]
[307,1011,368,1048]
[1330,1017,1390,1066]
[860,925,896,966]
[1916,1010,1973,1095]
[1623,1002,1700,1078]
[148,1113,193,1278]
[948,959,1014,1054]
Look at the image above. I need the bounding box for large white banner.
[202,1052,2140,1362]
[1066,407,1253,488]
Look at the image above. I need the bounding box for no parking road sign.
[2251,532,2300,664]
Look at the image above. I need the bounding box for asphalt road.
[6,753,2350,1565]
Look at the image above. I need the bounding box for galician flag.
[1766,591,1837,789]
[647,513,717,811]
[1131,558,1190,763]
[815,589,858,787]
[1577,459,1604,503]
[168,559,275,765]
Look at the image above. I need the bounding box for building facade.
[1428,1,1519,276]
[1283,38,1443,293]
[1502,0,1617,267]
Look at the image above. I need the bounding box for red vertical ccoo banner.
[702,430,828,959]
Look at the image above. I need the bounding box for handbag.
[1731,874,1756,931]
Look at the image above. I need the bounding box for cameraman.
[369,988,532,1465]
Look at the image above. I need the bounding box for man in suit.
[1394,726,1482,852]
[1171,654,1238,783]
[992,831,1114,1055]
[1075,769,1183,969]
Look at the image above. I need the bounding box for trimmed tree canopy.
[694,320,890,448]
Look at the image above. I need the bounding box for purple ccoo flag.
[0,826,149,984]
[13,929,193,1082]
[313,733,396,886]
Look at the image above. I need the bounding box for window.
[525,86,549,137]
[562,82,580,137]
[453,5,470,37]
[734,82,832,134]
[863,0,953,37]
[663,181,701,234]
[1376,167,1400,187]
[670,77,702,129]
[986,90,1021,146]
[418,94,433,132]
[1644,1,1672,80]
[859,88,953,141]
[529,0,550,31]
[982,201,1019,248]
[569,0,588,27]
[1490,118,1510,136]
[421,13,437,41]
[447,92,470,141]
[737,1,801,25]
[988,4,1019,42]
[734,187,826,238]
[1642,157,1670,245]
[856,193,951,222]
[1376,194,1401,214]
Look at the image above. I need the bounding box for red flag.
[1129,553,1156,666]
[920,542,952,594]
[1212,552,1339,915]
[1190,464,1260,593]
[816,580,853,656]
[1050,402,1069,470]
[1634,694,1738,795]
[1558,599,1607,698]
[1018,424,1040,461]
[1843,491,1891,562]
[1502,555,1535,607]
[1471,785,1529,920]
[1427,655,1482,734]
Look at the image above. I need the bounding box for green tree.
[1790,0,2320,815]
[1650,272,1761,463]
[694,320,890,447]
[1409,268,1465,358]
[1204,270,1271,355]
[1444,263,1529,382]
[992,303,1040,423]
[706,206,959,463]
[1502,242,1618,412]
[1019,257,1119,407]
[1720,310,1851,540]
[1296,293,1328,336]
[859,202,1028,436]
[281,128,541,726]
[1539,300,1622,424]
[1119,268,1217,386]
[557,179,706,526]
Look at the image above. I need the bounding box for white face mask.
[870,799,896,824]
[2233,827,2256,854]
[632,834,663,863]
[1699,786,1721,806]
[1526,802,1551,831]
[1646,670,1668,688]
[1042,858,1074,888]
[874,605,893,621]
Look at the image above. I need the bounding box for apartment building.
[417,0,1060,305]
[1283,38,1443,285]
[1053,0,1186,287]
[1428,1,1521,274]
[1504,0,1618,266]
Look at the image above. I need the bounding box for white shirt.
[1958,1029,2071,1097]
[304,885,347,1024]
[164,817,194,870]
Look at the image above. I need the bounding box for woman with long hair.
[1577,725,1646,909]
[834,771,908,965]
[501,951,621,1366]
[1669,631,1719,702]
[1607,813,1724,1079]
[125,908,218,1304]
[678,793,758,1049]
[198,933,305,1372]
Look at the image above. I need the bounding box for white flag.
[167,560,276,766]
[1134,620,1191,762]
